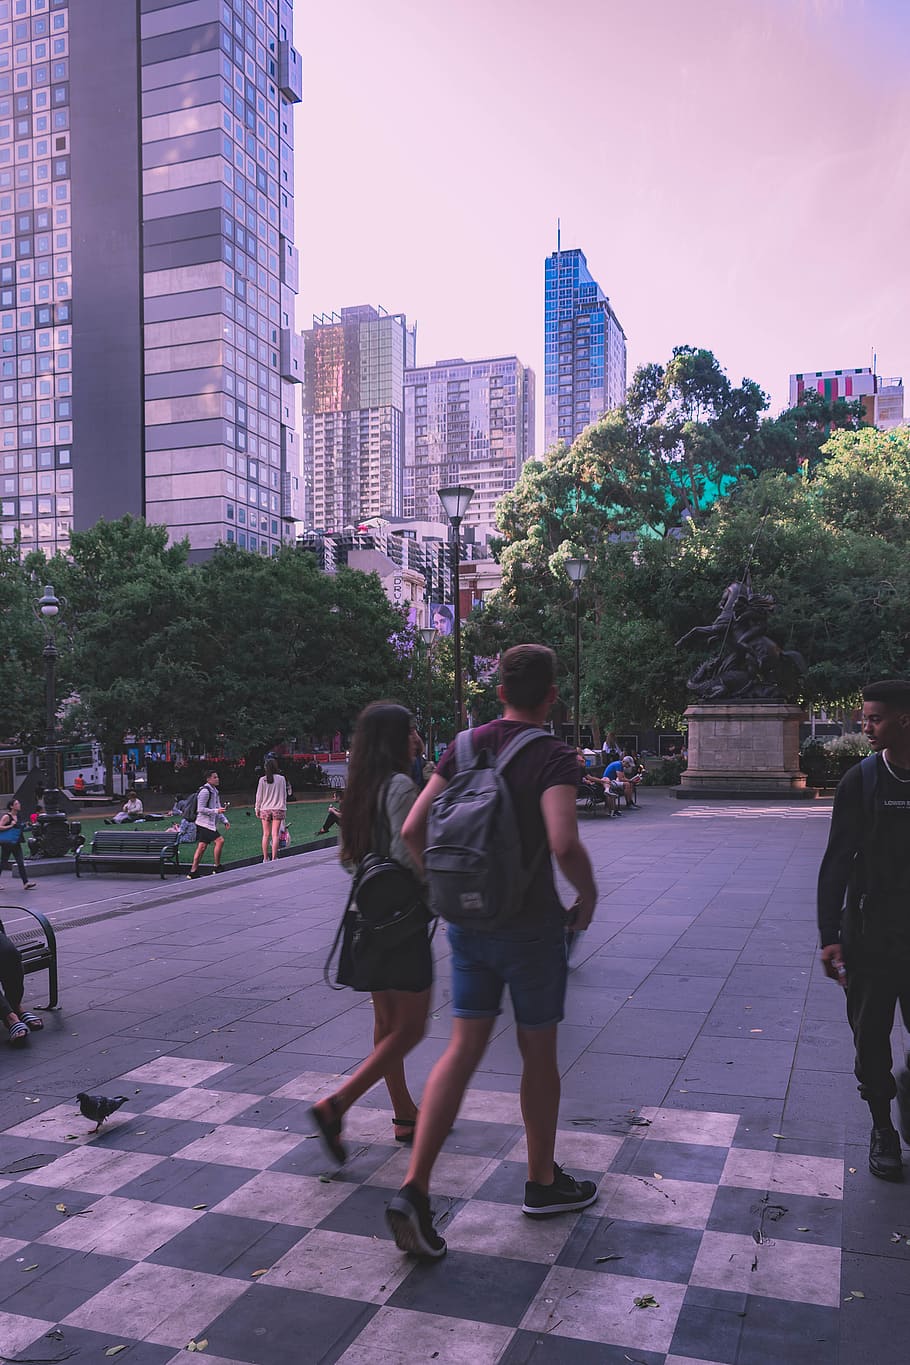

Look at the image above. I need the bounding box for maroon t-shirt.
[436,719,579,927]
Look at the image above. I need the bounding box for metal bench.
[0,904,59,1009]
[75,829,181,879]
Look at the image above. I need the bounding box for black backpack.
[325,780,428,990]
[424,726,550,931]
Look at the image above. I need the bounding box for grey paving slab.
[5,795,908,1360]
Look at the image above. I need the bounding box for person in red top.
[386,644,599,1259]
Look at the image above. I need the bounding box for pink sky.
[294,0,910,446]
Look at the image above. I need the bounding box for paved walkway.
[1,796,907,1364]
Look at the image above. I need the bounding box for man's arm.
[401,772,448,874]
[540,784,598,928]
[817,765,864,983]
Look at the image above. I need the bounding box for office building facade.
[403,355,535,546]
[0,0,303,559]
[302,305,416,532]
[544,246,626,450]
[789,367,904,430]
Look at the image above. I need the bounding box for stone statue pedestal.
[676,703,810,800]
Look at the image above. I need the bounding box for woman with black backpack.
[310,702,432,1163]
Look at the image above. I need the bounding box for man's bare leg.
[404,1016,495,1193]
[516,1024,560,1184]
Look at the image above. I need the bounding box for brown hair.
[340,701,413,865]
[500,644,556,710]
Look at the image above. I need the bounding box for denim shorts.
[447,922,568,1029]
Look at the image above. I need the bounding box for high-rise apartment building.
[302,305,416,532]
[544,246,626,450]
[0,0,303,560]
[403,355,535,545]
[789,367,904,430]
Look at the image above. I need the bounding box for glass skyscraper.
[403,355,535,546]
[302,305,416,532]
[544,246,627,451]
[0,0,303,559]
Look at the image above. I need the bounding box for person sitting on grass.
[106,789,144,824]
[316,799,342,836]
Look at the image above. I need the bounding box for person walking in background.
[386,645,599,1259]
[310,703,432,1161]
[1,929,44,1045]
[818,680,910,1181]
[186,772,229,879]
[0,800,36,890]
[255,756,289,862]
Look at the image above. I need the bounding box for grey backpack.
[424,726,550,931]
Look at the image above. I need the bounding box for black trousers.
[0,841,29,884]
[845,950,910,1104]
[0,932,24,1018]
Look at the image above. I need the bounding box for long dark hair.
[340,701,413,864]
[265,756,278,784]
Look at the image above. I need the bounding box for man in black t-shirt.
[386,644,599,1259]
[818,680,910,1180]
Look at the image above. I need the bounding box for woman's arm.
[384,774,422,879]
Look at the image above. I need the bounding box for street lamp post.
[419,626,437,759]
[565,557,589,751]
[437,484,474,733]
[37,584,62,814]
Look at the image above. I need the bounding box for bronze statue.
[676,573,806,701]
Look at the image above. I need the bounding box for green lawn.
[74,800,338,866]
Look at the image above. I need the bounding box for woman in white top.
[255,757,289,862]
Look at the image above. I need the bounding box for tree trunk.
[103,747,116,798]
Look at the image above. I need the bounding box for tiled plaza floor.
[2,795,909,1363]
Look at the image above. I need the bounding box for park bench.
[75,829,181,879]
[0,904,59,1009]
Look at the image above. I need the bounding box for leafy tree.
[26,517,202,794]
[750,388,866,476]
[0,542,49,747]
[194,544,412,756]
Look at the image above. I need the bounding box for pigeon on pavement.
[76,1092,128,1132]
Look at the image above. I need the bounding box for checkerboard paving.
[0,1054,843,1364]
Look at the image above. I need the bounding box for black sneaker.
[869,1126,903,1181]
[897,1065,910,1146]
[523,1162,598,1216]
[186,870,201,880]
[386,1183,447,1259]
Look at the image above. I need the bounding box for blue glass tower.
[544,247,626,450]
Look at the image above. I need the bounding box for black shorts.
[195,825,219,845]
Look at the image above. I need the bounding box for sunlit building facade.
[402,355,535,546]
[0,0,303,559]
[302,305,416,531]
[544,246,626,450]
[789,367,904,431]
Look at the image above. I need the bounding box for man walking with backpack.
[387,644,599,1258]
[818,680,910,1180]
[186,772,229,879]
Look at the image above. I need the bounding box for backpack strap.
[860,753,878,819]
[453,729,476,774]
[494,725,550,772]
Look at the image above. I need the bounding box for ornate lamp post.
[437,484,474,732]
[419,626,437,760]
[564,557,589,751]
[36,584,62,811]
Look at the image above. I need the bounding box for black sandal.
[393,1115,418,1145]
[310,1097,347,1164]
